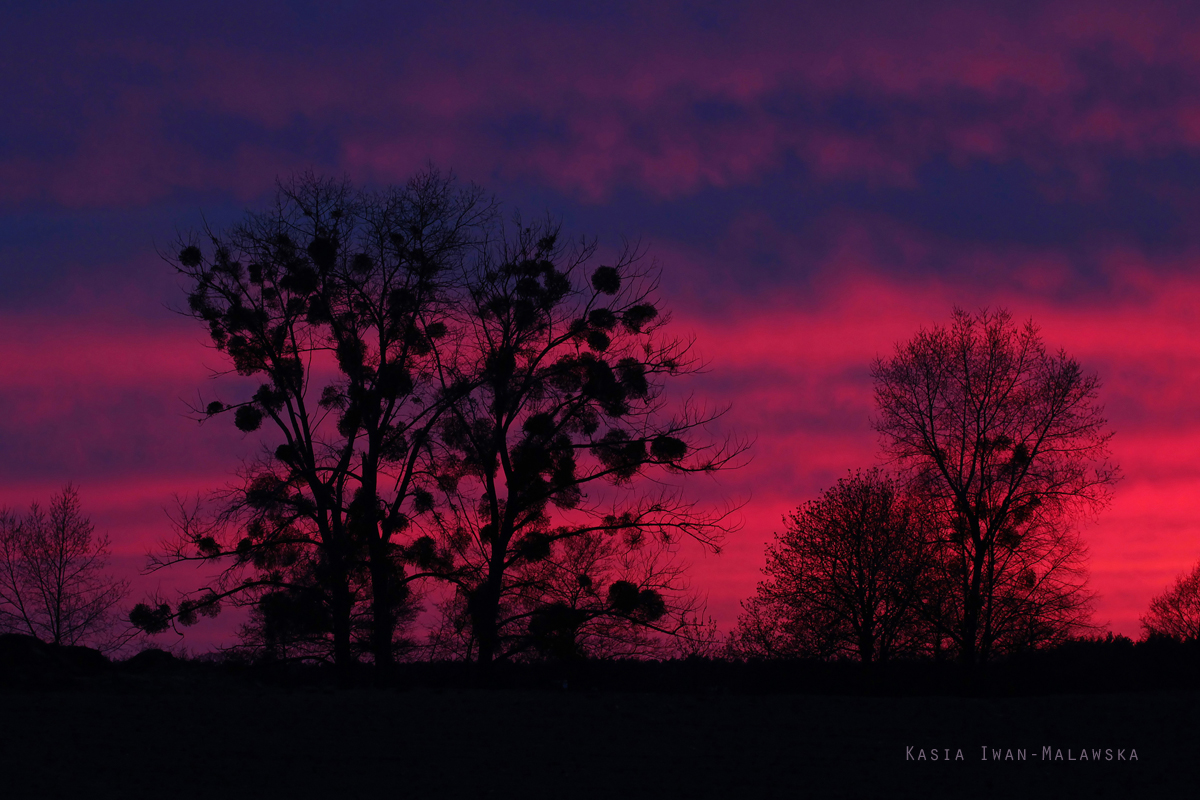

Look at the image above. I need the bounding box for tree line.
[8,170,1200,673]
[731,309,1121,667]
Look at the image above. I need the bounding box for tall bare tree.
[872,308,1117,665]
[731,469,932,663]
[0,485,129,650]
[426,220,743,666]
[136,170,494,675]
[1141,560,1200,640]
[138,172,741,670]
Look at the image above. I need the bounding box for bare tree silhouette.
[730,468,932,663]
[424,220,743,666]
[134,170,494,676]
[1142,560,1200,640]
[137,172,740,672]
[872,308,1116,665]
[0,485,129,651]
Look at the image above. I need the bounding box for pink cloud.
[11,3,1200,206]
[0,316,210,389]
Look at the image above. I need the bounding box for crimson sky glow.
[5,0,1200,648]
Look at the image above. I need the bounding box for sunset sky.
[4,0,1200,647]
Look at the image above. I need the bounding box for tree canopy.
[1142,561,1200,641]
[135,171,742,672]
[872,308,1117,663]
[0,485,129,650]
[732,469,932,663]
[136,171,496,673]
[734,308,1118,666]
[425,220,741,664]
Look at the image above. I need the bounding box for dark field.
[1,684,1195,799]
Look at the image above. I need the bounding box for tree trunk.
[472,580,501,669]
[368,542,395,683]
[858,631,875,664]
[359,452,395,683]
[329,563,355,684]
[960,523,986,668]
[471,556,508,683]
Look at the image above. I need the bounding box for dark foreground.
[3,633,1199,798]
[0,684,1195,799]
